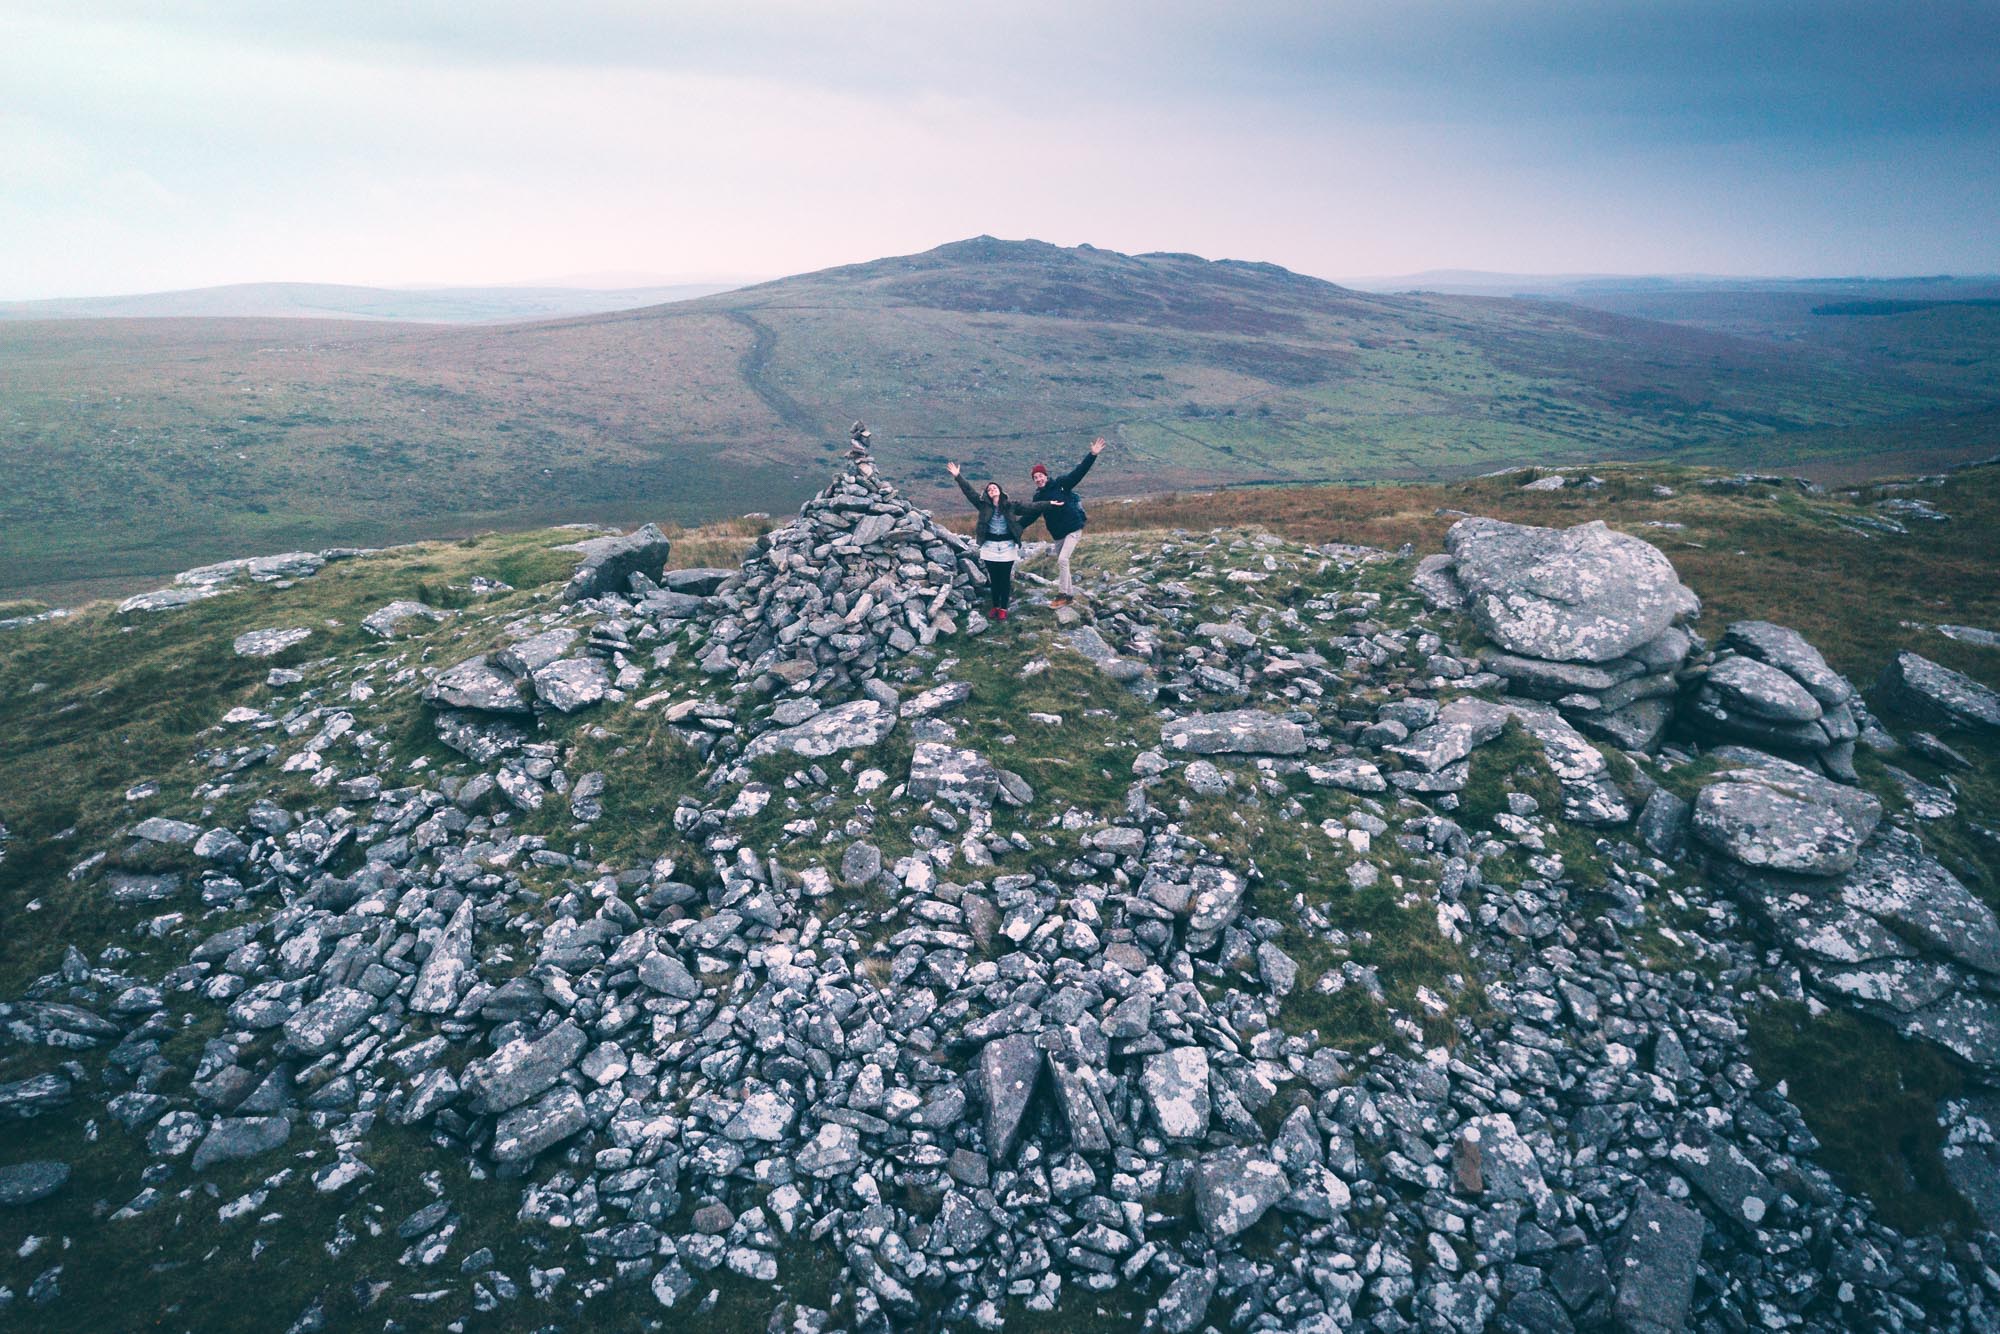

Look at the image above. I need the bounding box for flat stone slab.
[361,600,451,638]
[1705,655,1823,723]
[1194,1147,1288,1237]
[1692,750,1882,876]
[232,627,312,658]
[532,657,610,713]
[0,1161,70,1206]
[562,523,671,603]
[425,655,532,715]
[1721,621,1851,706]
[744,699,896,760]
[492,1085,587,1162]
[1878,651,2000,731]
[192,1115,292,1171]
[1162,709,1306,756]
[1612,1186,1705,1334]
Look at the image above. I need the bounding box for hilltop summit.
[2,458,1998,1331]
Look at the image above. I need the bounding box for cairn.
[1682,620,1864,780]
[689,430,989,689]
[1417,516,1700,751]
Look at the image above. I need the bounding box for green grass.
[7,240,1999,604]
[1746,1002,1976,1236]
[0,526,580,994]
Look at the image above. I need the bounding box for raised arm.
[951,469,983,508]
[1057,440,1102,490]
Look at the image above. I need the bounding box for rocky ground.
[1,457,1998,1333]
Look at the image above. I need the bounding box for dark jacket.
[956,475,1055,546]
[1031,449,1097,538]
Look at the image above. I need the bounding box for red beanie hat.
[1031,462,1050,478]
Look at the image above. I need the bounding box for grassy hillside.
[4,238,1996,603]
[0,281,738,323]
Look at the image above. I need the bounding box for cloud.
[1,1,1995,297]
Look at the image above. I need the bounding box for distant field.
[3,238,1996,602]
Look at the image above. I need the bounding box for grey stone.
[409,899,476,1014]
[1691,752,1882,876]
[562,523,671,603]
[1194,1147,1288,1237]
[192,1115,292,1171]
[908,742,1004,808]
[0,1161,70,1206]
[744,699,896,760]
[1140,1048,1211,1139]
[1705,655,1823,723]
[975,1034,1042,1163]
[495,628,579,676]
[425,655,532,715]
[531,657,610,713]
[1721,621,1850,706]
[1670,1121,1778,1230]
[491,1085,587,1162]
[1387,698,1510,772]
[1445,517,1698,662]
[461,1020,587,1115]
[663,567,732,596]
[361,600,450,638]
[795,1121,863,1178]
[281,986,376,1057]
[1877,651,2000,730]
[232,627,312,658]
[1162,709,1306,756]
[1610,1187,1703,1334]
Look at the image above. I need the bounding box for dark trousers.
[983,559,1015,610]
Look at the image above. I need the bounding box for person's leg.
[1056,530,1081,597]
[984,559,1013,616]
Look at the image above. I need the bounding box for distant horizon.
[7,234,2000,308]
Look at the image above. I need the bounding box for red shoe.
[994,607,1007,621]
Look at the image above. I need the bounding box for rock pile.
[4,472,1999,1333]
[687,456,987,689]
[1417,517,1700,752]
[1693,750,2000,1076]
[1684,621,1864,780]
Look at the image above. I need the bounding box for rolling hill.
[4,236,1997,604]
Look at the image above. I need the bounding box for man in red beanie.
[1028,437,1106,607]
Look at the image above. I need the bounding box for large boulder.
[1691,750,1882,876]
[424,655,532,715]
[1445,517,1698,663]
[561,523,671,603]
[1877,652,2000,731]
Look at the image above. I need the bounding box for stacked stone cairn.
[1682,620,1864,781]
[687,452,988,690]
[1414,516,1700,752]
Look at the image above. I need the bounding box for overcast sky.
[4,0,1997,299]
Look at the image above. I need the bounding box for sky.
[3,1,1998,300]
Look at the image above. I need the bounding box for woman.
[947,461,1062,623]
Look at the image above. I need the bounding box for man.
[1028,436,1106,607]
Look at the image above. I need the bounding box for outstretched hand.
[1047,499,1066,505]
[946,461,961,477]
[1090,437,1106,455]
